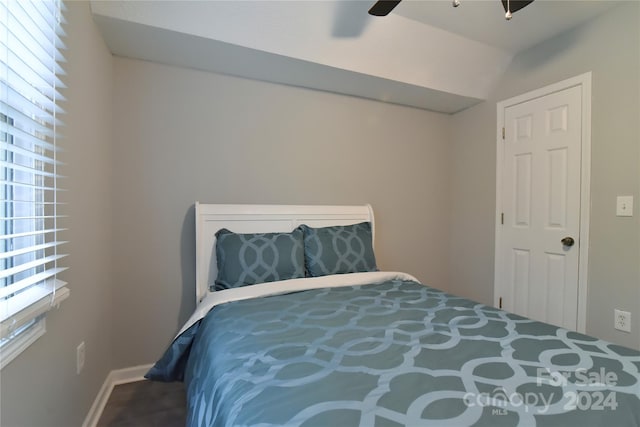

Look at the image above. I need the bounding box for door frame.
[494,72,591,333]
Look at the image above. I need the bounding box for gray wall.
[0,2,114,427]
[111,57,453,368]
[450,2,640,349]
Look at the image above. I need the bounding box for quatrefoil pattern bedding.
[148,279,640,427]
[300,222,377,277]
[214,228,304,290]
[213,223,377,291]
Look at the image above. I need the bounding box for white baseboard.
[82,363,154,427]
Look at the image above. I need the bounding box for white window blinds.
[0,0,68,367]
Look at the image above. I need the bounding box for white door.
[497,84,584,330]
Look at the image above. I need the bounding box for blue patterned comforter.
[147,278,640,426]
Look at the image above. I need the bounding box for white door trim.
[495,72,591,333]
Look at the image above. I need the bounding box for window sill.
[0,284,70,370]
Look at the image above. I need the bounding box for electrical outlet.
[616,196,633,217]
[614,309,631,333]
[76,341,85,374]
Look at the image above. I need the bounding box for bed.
[147,203,640,427]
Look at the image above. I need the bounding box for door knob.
[561,237,575,247]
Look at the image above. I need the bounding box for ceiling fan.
[368,0,534,20]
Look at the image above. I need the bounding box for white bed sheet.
[178,271,419,337]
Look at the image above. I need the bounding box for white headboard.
[195,202,375,304]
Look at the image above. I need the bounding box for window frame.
[0,0,68,369]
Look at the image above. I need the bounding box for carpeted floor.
[97,380,187,427]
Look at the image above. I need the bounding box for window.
[0,0,67,368]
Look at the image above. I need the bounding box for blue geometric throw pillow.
[300,222,377,277]
[214,228,305,290]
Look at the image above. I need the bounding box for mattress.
[147,273,640,426]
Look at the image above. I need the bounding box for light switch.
[616,196,633,217]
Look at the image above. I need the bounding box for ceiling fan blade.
[501,0,535,14]
[368,0,402,16]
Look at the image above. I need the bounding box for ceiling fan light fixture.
[505,0,512,20]
[369,0,534,19]
[500,0,535,19]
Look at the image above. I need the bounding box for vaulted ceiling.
[91,0,617,113]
